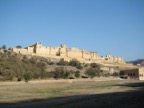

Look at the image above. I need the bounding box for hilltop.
[127,59,144,66]
[0,49,127,82]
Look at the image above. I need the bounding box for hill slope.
[127,59,144,66]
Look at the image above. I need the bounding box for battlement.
[12,42,125,64]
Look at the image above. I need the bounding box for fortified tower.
[12,42,125,64]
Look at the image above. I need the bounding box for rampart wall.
[12,42,125,64]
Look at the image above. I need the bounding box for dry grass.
[0,79,144,108]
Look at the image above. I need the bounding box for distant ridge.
[127,59,144,66]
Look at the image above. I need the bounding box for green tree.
[16,45,22,49]
[75,71,80,78]
[112,72,119,77]
[69,59,83,70]
[52,67,65,79]
[2,45,6,49]
[76,64,83,69]
[90,63,99,68]
[23,72,31,83]
[62,71,70,79]
[85,68,100,79]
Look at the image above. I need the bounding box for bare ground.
[0,78,144,108]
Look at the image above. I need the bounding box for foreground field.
[0,79,144,108]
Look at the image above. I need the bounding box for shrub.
[112,72,119,77]
[69,59,83,69]
[52,67,65,79]
[75,71,80,78]
[16,45,22,49]
[85,68,100,79]
[90,63,99,68]
[76,64,83,69]
[23,72,31,83]
[69,59,80,67]
[4,50,8,53]
[48,62,55,65]
[29,57,37,64]
[83,63,89,67]
[62,71,70,79]
[2,45,6,49]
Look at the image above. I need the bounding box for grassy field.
[0,79,144,108]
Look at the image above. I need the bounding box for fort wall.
[12,42,125,64]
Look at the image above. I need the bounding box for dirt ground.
[0,78,144,108]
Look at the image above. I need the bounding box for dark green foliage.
[76,64,83,69]
[83,63,89,67]
[69,59,83,69]
[16,45,22,48]
[69,59,80,66]
[63,71,70,79]
[75,71,80,78]
[2,45,6,49]
[4,50,8,53]
[51,67,71,79]
[112,72,119,77]
[23,72,31,83]
[48,62,55,65]
[52,67,65,79]
[90,63,99,68]
[85,68,100,79]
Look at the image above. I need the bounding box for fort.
[12,42,125,64]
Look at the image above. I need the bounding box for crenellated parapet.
[12,42,125,64]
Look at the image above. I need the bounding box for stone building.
[12,42,125,64]
[120,67,144,80]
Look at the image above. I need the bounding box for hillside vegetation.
[0,49,119,82]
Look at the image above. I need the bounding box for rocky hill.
[127,59,144,66]
[0,49,122,81]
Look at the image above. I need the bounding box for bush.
[51,67,72,79]
[69,59,80,67]
[76,64,83,69]
[90,63,99,68]
[112,72,119,77]
[75,71,80,78]
[16,45,22,49]
[40,71,48,79]
[52,67,65,79]
[69,59,83,69]
[29,57,37,64]
[48,62,55,65]
[62,71,70,79]
[2,45,6,49]
[23,73,31,83]
[83,63,89,67]
[85,68,100,79]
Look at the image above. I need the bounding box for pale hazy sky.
[0,0,144,61]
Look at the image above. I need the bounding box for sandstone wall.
[139,67,144,80]
[66,48,82,58]
[12,42,125,64]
